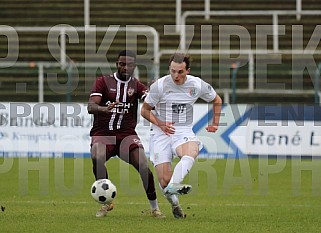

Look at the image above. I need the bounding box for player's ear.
[186,68,190,74]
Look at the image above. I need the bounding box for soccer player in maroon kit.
[87,50,164,218]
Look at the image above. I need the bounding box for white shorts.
[149,130,203,167]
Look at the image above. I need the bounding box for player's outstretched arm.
[87,96,118,114]
[206,95,222,133]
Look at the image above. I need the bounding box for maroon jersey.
[89,73,148,136]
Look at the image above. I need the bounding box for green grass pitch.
[1,157,321,233]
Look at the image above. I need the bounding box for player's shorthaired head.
[118,50,137,61]
[169,53,191,70]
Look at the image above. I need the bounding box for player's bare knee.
[91,144,106,161]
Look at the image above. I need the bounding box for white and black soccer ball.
[91,179,117,204]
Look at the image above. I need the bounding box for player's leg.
[91,143,108,180]
[155,163,186,218]
[149,133,173,188]
[154,162,172,189]
[91,134,117,180]
[160,140,200,219]
[126,147,157,198]
[119,135,165,218]
[150,134,186,218]
[90,136,114,217]
[170,140,199,185]
[167,134,202,192]
[160,141,198,196]
[119,135,157,200]
[128,147,164,218]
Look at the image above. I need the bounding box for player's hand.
[105,101,119,112]
[160,121,175,135]
[206,125,218,133]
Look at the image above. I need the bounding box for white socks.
[149,199,159,210]
[169,156,195,184]
[159,156,195,207]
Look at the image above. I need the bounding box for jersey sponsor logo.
[106,101,132,114]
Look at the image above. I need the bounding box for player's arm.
[206,94,222,133]
[141,102,175,135]
[136,81,149,102]
[87,95,117,114]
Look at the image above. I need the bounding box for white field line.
[0,200,315,208]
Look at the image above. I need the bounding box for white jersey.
[145,74,217,135]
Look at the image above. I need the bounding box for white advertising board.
[0,103,320,157]
[0,103,91,157]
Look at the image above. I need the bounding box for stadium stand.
[0,0,320,103]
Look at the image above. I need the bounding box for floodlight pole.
[38,63,44,103]
[314,63,321,104]
[84,0,90,26]
[231,62,240,104]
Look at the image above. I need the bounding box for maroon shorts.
[91,131,144,159]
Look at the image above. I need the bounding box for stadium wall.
[0,103,320,158]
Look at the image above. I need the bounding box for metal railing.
[170,8,321,103]
[179,10,321,51]
[1,6,321,103]
[0,25,160,102]
[0,25,160,78]
[158,48,320,103]
[176,0,304,30]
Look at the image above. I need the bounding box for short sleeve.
[136,80,148,100]
[144,80,162,107]
[199,79,217,102]
[90,76,106,97]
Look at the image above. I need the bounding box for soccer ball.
[91,179,117,204]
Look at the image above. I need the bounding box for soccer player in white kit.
[141,53,222,218]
